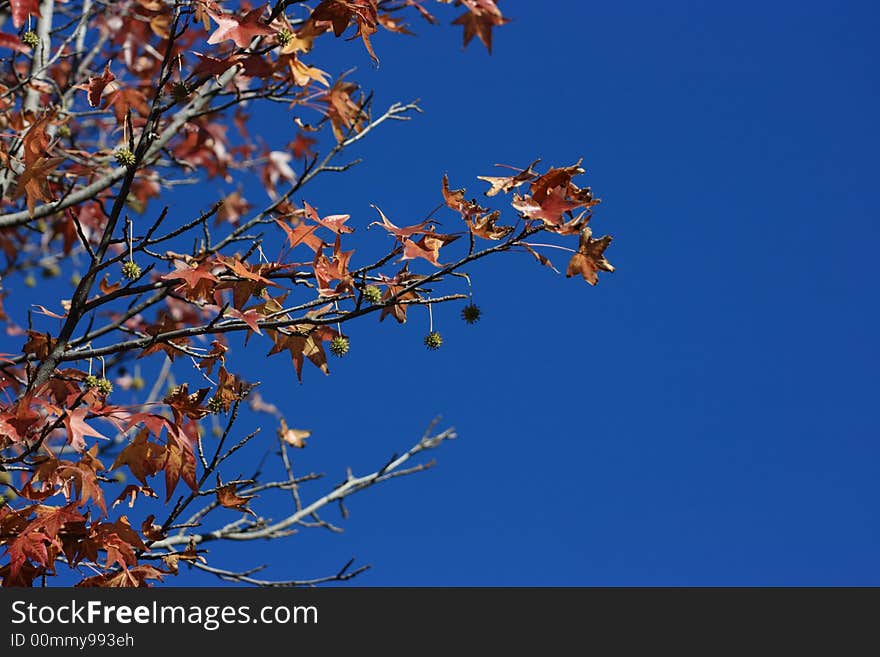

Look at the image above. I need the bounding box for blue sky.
[174,0,878,585]
[9,0,879,586]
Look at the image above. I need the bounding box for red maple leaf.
[162,439,198,502]
[303,201,354,234]
[512,187,581,226]
[3,504,84,583]
[225,307,263,335]
[451,1,508,54]
[370,205,432,240]
[63,408,107,452]
[217,256,275,285]
[290,133,317,159]
[401,229,459,267]
[84,64,116,107]
[313,237,354,295]
[0,32,29,53]
[206,5,275,48]
[530,161,585,203]
[160,261,218,296]
[311,0,380,63]
[191,51,243,77]
[10,0,41,29]
[275,219,323,252]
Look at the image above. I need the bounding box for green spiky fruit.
[207,396,225,414]
[330,335,350,357]
[363,285,382,305]
[121,260,142,280]
[424,331,443,350]
[277,28,293,47]
[96,378,113,395]
[57,124,72,139]
[461,303,481,324]
[84,374,99,389]
[21,31,40,48]
[114,147,136,167]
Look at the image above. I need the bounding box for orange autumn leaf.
[401,228,459,267]
[477,160,540,196]
[278,418,310,448]
[11,156,64,216]
[566,227,615,285]
[215,476,257,516]
[451,1,508,54]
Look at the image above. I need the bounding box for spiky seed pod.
[461,303,481,324]
[424,331,443,350]
[21,31,39,48]
[84,374,99,389]
[330,335,350,357]
[96,378,113,395]
[207,396,225,414]
[121,260,142,280]
[114,147,136,167]
[363,285,382,305]
[41,264,60,278]
[277,29,293,47]
[171,81,190,102]
[57,124,72,139]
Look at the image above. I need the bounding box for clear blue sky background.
[188,0,879,586]
[11,0,878,586]
[177,0,878,586]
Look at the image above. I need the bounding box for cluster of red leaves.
[0,0,614,589]
[443,160,614,284]
[0,1,506,227]
[0,356,252,585]
[0,500,170,587]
